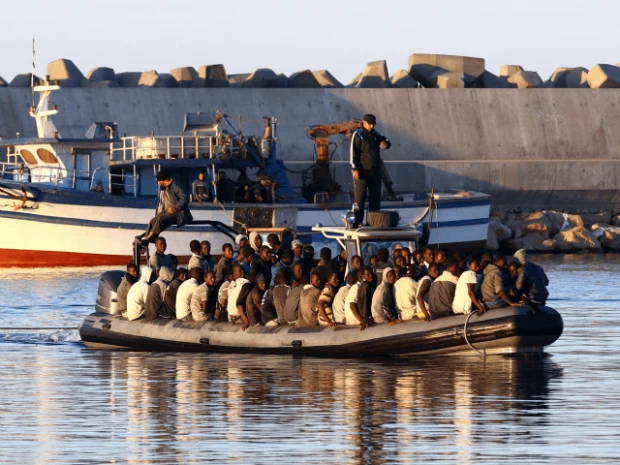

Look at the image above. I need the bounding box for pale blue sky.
[1,0,618,83]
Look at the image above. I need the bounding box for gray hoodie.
[481,264,506,303]
[145,267,174,320]
[371,267,397,323]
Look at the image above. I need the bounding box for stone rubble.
[487,209,620,252]
[3,56,620,91]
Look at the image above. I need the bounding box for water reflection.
[75,353,563,464]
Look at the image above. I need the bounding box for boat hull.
[0,182,491,267]
[78,307,563,357]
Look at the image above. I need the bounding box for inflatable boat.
[80,270,563,357]
[79,224,563,356]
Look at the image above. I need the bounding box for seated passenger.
[428,259,460,319]
[246,274,268,326]
[117,262,139,314]
[413,251,424,267]
[250,245,273,285]
[514,249,549,305]
[416,264,440,321]
[260,277,279,326]
[149,236,174,270]
[272,268,291,324]
[214,243,234,287]
[291,261,307,288]
[481,256,516,309]
[249,232,263,252]
[164,268,187,318]
[191,271,217,322]
[311,247,333,286]
[345,266,374,331]
[271,248,293,287]
[507,261,523,300]
[317,272,341,327]
[372,268,402,325]
[296,271,322,327]
[192,172,212,202]
[453,258,486,315]
[176,267,202,320]
[145,266,174,320]
[226,264,253,330]
[234,235,248,261]
[300,245,316,277]
[333,272,357,324]
[350,255,362,274]
[216,276,232,322]
[291,240,303,263]
[394,268,418,321]
[201,240,215,271]
[188,240,210,275]
[434,248,448,273]
[126,266,154,321]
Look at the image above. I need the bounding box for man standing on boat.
[350,114,391,226]
[142,171,193,243]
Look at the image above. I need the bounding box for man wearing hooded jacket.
[350,114,391,226]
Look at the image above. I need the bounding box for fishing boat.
[1,83,491,267]
[79,224,563,356]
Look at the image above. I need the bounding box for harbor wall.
[1,88,620,210]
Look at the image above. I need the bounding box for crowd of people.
[117,234,550,332]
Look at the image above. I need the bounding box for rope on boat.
[463,310,487,357]
[215,200,247,231]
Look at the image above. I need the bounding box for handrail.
[110,134,220,161]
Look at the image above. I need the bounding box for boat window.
[37,148,59,164]
[19,149,38,165]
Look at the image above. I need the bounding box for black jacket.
[350,128,391,174]
[156,180,193,226]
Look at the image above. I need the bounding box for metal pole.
[133,164,137,197]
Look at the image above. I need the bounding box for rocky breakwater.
[4,55,620,90]
[487,210,620,253]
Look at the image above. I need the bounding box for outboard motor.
[95,270,124,314]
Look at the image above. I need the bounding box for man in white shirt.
[176,267,202,320]
[333,272,357,324]
[453,258,486,315]
[226,264,253,330]
[394,270,418,321]
[126,266,155,321]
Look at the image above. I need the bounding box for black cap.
[363,114,376,125]
[156,171,171,181]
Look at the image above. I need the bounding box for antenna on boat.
[31,38,35,106]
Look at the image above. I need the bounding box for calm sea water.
[0,255,619,464]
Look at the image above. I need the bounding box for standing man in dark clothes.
[142,171,193,243]
[331,247,347,281]
[214,243,234,287]
[300,244,316,277]
[271,248,293,287]
[350,114,391,226]
[213,171,234,203]
[267,233,284,259]
[164,268,187,318]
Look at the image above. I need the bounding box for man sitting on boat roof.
[141,171,193,244]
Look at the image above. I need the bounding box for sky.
[1,0,619,84]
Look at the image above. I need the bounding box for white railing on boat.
[111,134,235,161]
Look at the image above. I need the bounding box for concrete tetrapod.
[170,67,198,88]
[435,71,465,88]
[9,73,41,87]
[547,67,589,88]
[499,65,523,77]
[357,60,391,88]
[480,70,507,88]
[241,69,281,88]
[391,70,418,88]
[312,70,344,88]
[47,58,85,87]
[587,64,620,89]
[409,54,485,87]
[116,72,142,87]
[347,73,362,88]
[195,65,229,88]
[288,70,321,88]
[0,75,7,87]
[507,70,543,88]
[228,73,250,88]
[137,70,160,87]
[86,67,116,83]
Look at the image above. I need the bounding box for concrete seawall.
[1,88,619,210]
